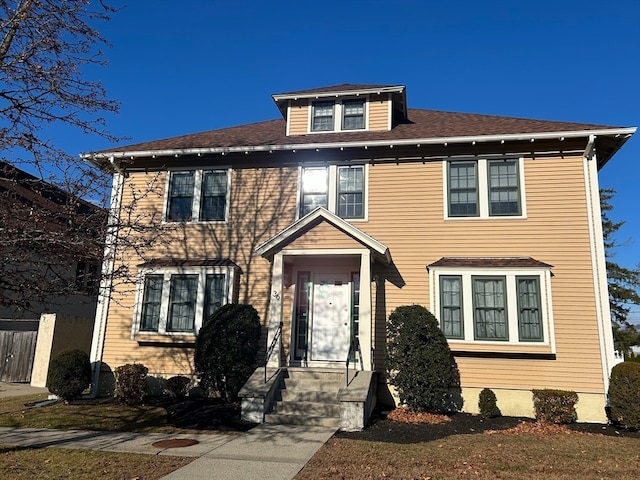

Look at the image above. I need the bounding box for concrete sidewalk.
[0,382,336,479]
[161,423,336,480]
[0,424,335,479]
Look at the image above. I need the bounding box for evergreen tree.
[601,188,640,355]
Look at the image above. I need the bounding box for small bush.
[386,304,462,414]
[114,363,148,405]
[608,361,640,430]
[194,303,262,401]
[46,349,91,400]
[478,388,501,418]
[165,375,191,397]
[532,389,578,424]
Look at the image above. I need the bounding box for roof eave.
[271,85,406,103]
[82,127,636,166]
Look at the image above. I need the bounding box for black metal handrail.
[264,322,283,383]
[345,336,362,387]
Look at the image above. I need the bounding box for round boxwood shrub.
[386,304,462,413]
[165,375,191,398]
[46,349,91,400]
[114,363,148,405]
[194,303,261,401]
[478,388,501,418]
[608,361,640,430]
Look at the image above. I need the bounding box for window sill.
[134,333,196,347]
[444,215,527,221]
[447,340,553,357]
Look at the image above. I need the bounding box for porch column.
[359,250,372,370]
[266,252,284,368]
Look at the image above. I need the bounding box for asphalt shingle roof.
[104,108,616,154]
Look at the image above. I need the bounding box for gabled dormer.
[272,84,407,136]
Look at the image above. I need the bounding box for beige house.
[85,84,635,426]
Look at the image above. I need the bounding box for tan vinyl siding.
[287,99,308,135]
[368,97,390,131]
[284,221,366,250]
[100,150,608,399]
[100,167,298,376]
[366,155,605,394]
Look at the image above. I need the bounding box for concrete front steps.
[264,369,343,428]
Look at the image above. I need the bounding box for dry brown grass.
[0,444,192,480]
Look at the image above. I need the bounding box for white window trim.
[430,266,554,348]
[443,157,527,220]
[296,164,369,221]
[162,168,231,224]
[307,97,369,133]
[131,265,235,337]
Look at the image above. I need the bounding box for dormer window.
[311,101,334,132]
[309,99,367,133]
[342,99,365,130]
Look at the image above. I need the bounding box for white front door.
[310,273,350,362]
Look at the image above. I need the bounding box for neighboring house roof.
[428,257,554,269]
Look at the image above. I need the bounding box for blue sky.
[56,0,640,316]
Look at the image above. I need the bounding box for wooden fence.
[0,319,39,383]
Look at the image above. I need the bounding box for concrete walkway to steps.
[0,423,337,480]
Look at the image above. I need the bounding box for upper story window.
[342,99,365,130]
[446,158,524,219]
[299,165,367,220]
[136,265,234,335]
[433,266,550,345]
[310,98,367,133]
[311,101,334,132]
[165,169,229,223]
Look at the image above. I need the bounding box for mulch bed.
[336,408,640,444]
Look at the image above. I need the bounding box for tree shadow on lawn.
[336,410,640,444]
[57,396,256,433]
[152,397,256,432]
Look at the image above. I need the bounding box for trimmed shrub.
[386,304,462,413]
[194,303,261,401]
[608,361,640,430]
[532,389,578,424]
[46,349,91,400]
[165,375,191,398]
[114,363,148,405]
[478,388,501,418]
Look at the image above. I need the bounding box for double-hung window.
[448,162,478,217]
[166,169,229,223]
[136,266,235,335]
[299,165,367,220]
[517,276,543,341]
[440,276,463,339]
[473,276,507,340]
[431,262,551,347]
[446,158,524,219]
[300,167,328,215]
[488,160,520,215]
[342,99,365,130]
[310,99,367,132]
[337,166,364,218]
[312,101,334,132]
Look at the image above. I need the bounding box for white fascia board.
[255,207,390,262]
[271,85,406,102]
[80,127,636,163]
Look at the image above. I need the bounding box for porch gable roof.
[255,207,391,264]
